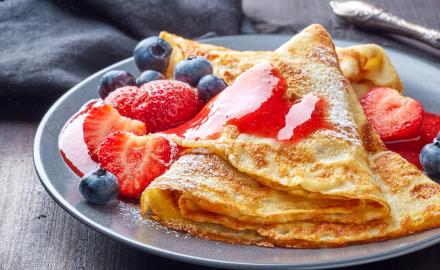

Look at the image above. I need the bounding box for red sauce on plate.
[59,100,99,177]
[385,112,440,169]
[166,62,328,142]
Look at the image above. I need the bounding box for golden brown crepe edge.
[161,30,403,99]
[142,25,440,248]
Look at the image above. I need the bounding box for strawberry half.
[361,87,424,141]
[98,132,178,198]
[83,104,147,161]
[106,80,201,132]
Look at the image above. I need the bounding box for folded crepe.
[336,45,403,98]
[141,25,440,248]
[161,30,403,99]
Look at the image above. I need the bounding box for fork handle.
[330,1,440,49]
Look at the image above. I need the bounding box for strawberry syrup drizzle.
[57,61,440,177]
[166,62,328,142]
[59,100,99,177]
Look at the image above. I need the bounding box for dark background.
[1,0,439,269]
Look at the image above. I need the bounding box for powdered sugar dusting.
[113,200,191,239]
[312,46,339,67]
[320,129,360,145]
[113,200,149,225]
[303,60,360,145]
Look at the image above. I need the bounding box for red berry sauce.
[59,100,99,177]
[166,61,329,142]
[385,112,440,169]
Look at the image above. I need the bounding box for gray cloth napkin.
[0,0,243,99]
[1,0,438,101]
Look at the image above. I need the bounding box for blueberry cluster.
[174,56,227,102]
[97,36,227,103]
[98,36,172,99]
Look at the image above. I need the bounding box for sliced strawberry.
[106,80,201,132]
[98,132,178,198]
[83,104,147,161]
[361,87,424,141]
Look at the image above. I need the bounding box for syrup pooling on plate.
[166,61,328,142]
[384,112,440,169]
[59,100,99,177]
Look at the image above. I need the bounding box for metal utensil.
[329,0,440,49]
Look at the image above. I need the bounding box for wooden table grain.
[1,1,440,269]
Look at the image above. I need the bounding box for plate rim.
[33,34,440,269]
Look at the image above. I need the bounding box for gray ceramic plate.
[34,35,440,269]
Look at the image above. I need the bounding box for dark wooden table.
[1,1,440,269]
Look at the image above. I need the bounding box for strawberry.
[83,104,147,161]
[385,112,440,169]
[361,87,424,141]
[106,80,201,132]
[420,112,440,143]
[104,86,143,119]
[98,132,178,198]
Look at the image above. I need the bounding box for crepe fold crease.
[140,24,440,248]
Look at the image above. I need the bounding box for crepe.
[161,31,403,99]
[141,25,440,248]
[336,45,403,98]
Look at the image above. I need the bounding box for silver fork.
[329,0,440,49]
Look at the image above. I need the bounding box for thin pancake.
[161,31,403,98]
[142,151,440,247]
[169,25,389,217]
[336,44,403,98]
[141,24,440,248]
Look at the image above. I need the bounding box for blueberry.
[197,75,227,102]
[79,168,119,205]
[174,56,213,86]
[98,70,135,99]
[134,36,172,73]
[136,70,165,86]
[420,142,440,179]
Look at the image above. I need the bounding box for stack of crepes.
[140,24,440,248]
